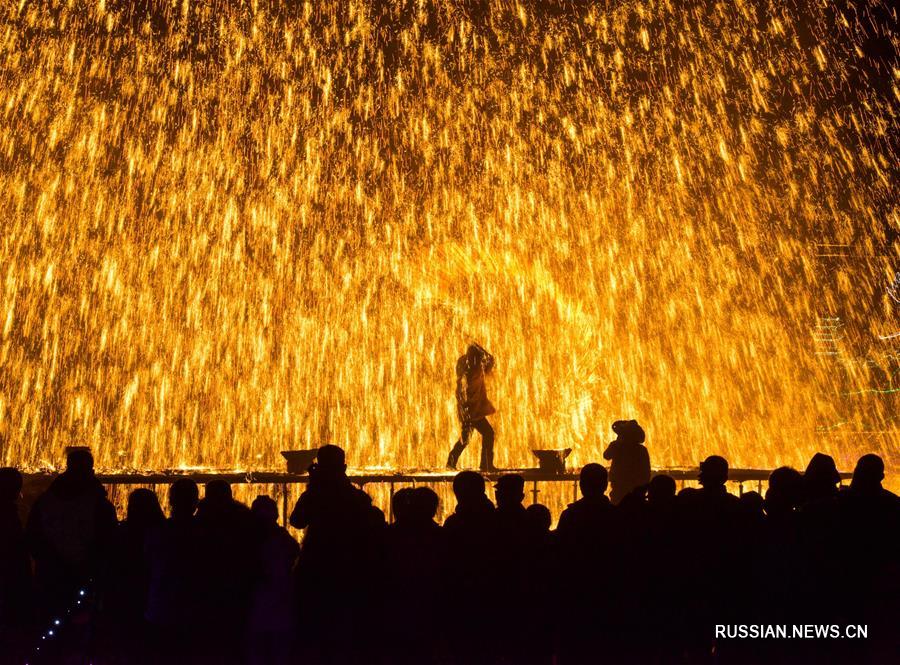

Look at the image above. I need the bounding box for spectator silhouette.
[677,456,740,661]
[385,486,447,663]
[1,467,32,661]
[765,466,804,521]
[556,463,616,544]
[556,464,619,663]
[803,452,841,504]
[796,452,844,629]
[643,474,680,662]
[443,471,499,663]
[26,448,117,623]
[494,474,530,544]
[194,480,255,664]
[526,503,551,533]
[290,445,385,664]
[756,466,806,662]
[603,419,651,505]
[5,438,899,665]
[848,453,895,499]
[522,502,557,665]
[837,454,900,661]
[144,478,201,664]
[739,490,765,521]
[647,473,676,507]
[410,486,441,525]
[390,486,416,524]
[493,474,534,663]
[98,488,164,661]
[245,495,299,665]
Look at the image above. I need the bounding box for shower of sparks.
[0,0,897,472]
[889,271,900,304]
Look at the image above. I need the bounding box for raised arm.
[603,441,617,460]
[478,345,495,373]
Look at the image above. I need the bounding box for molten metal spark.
[0,0,897,472]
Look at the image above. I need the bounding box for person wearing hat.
[447,343,498,472]
[603,419,651,505]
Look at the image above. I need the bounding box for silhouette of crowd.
[1,443,899,664]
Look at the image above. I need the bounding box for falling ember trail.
[0,0,897,473]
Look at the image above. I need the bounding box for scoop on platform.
[281,449,319,474]
[531,448,572,475]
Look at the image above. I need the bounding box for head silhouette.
[739,490,765,518]
[127,488,165,526]
[316,445,347,477]
[648,474,676,504]
[169,478,199,517]
[170,478,199,517]
[611,419,646,445]
[804,452,840,500]
[411,487,440,522]
[205,479,233,503]
[66,448,94,477]
[391,487,416,524]
[699,455,729,489]
[453,471,487,508]
[251,495,279,525]
[495,474,525,509]
[579,463,608,499]
[466,344,482,365]
[526,503,552,533]
[0,467,23,503]
[851,454,884,493]
[766,466,804,515]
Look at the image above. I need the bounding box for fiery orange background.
[1,0,897,474]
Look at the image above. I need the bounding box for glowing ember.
[0,0,896,472]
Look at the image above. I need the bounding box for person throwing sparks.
[447,343,498,472]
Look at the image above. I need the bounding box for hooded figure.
[603,420,651,505]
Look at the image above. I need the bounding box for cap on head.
[699,455,729,487]
[611,419,646,445]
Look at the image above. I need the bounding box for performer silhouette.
[447,344,498,472]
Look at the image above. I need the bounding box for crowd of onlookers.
[1,445,898,664]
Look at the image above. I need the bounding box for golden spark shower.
[0,0,897,472]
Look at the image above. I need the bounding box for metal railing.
[65,467,852,525]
